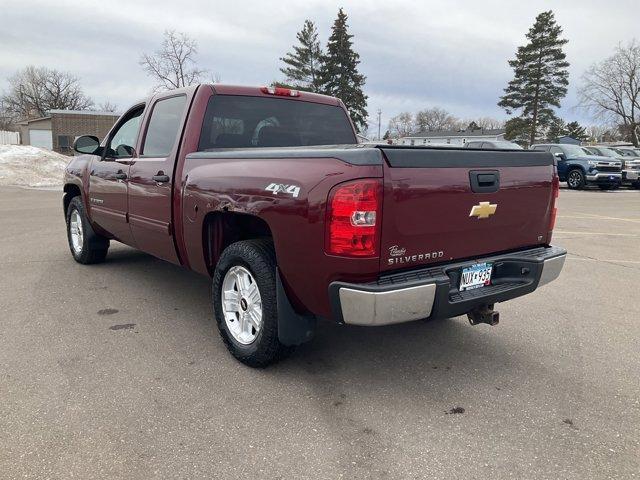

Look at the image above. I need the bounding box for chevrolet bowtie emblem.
[469,201,497,219]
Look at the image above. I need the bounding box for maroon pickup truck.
[63,84,566,367]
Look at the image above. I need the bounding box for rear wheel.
[212,239,294,367]
[66,197,109,264]
[567,169,585,190]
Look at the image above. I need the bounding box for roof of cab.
[209,84,341,106]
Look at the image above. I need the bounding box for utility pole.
[377,109,382,140]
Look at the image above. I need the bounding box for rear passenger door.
[127,93,190,264]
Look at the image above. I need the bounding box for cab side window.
[142,95,187,157]
[106,106,144,159]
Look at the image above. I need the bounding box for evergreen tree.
[565,121,588,142]
[279,20,324,92]
[504,117,532,146]
[319,8,368,132]
[498,11,570,146]
[546,117,567,142]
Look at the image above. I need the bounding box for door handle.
[115,171,127,180]
[153,174,170,183]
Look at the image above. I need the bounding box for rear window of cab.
[198,95,357,150]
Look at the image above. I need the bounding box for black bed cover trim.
[186,144,554,168]
[380,146,554,168]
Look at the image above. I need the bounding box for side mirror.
[74,135,100,155]
[115,144,137,158]
[554,152,566,160]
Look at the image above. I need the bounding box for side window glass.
[549,147,562,155]
[107,108,143,158]
[142,95,187,157]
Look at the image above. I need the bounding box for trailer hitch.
[467,304,499,326]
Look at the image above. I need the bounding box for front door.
[88,106,144,246]
[549,146,568,180]
[128,94,189,263]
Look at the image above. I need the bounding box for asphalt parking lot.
[1,186,638,479]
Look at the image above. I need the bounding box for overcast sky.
[1,0,637,134]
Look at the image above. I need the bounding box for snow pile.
[0,145,69,187]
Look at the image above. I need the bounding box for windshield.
[562,145,590,157]
[493,141,523,149]
[198,95,357,150]
[595,147,620,157]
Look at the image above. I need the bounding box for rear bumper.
[329,245,566,326]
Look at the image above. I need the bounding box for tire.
[212,239,294,367]
[566,169,585,190]
[65,196,109,264]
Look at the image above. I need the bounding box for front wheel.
[66,197,109,264]
[567,169,585,190]
[212,239,294,367]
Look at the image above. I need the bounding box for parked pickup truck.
[64,84,566,367]
[530,143,622,190]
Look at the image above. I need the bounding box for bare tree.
[1,66,93,120]
[97,101,118,112]
[388,112,415,137]
[415,107,460,132]
[579,40,640,146]
[473,117,505,130]
[140,30,212,91]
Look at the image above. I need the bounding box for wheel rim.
[221,266,263,345]
[568,171,581,187]
[69,209,83,254]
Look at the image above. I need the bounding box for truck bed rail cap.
[187,144,384,166]
[381,147,554,168]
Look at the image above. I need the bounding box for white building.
[397,128,506,146]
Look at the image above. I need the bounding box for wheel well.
[202,212,273,275]
[63,184,81,214]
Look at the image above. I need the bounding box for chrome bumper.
[339,284,437,326]
[331,246,567,326]
[586,173,621,181]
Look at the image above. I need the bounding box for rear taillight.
[260,86,300,97]
[325,179,382,257]
[549,172,560,234]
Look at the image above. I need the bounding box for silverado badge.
[469,201,497,219]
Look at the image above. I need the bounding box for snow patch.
[0,145,69,187]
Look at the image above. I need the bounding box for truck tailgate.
[379,147,555,272]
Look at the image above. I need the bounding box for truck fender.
[276,268,316,346]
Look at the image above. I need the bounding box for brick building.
[18,110,121,155]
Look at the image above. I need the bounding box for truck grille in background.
[597,164,621,172]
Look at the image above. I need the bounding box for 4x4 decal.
[264,183,301,198]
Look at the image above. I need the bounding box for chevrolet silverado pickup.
[63,84,566,367]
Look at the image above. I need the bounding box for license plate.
[460,262,493,291]
[627,171,638,180]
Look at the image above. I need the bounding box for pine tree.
[279,20,323,92]
[498,11,569,146]
[319,8,368,132]
[504,117,532,146]
[565,121,588,142]
[546,117,567,142]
